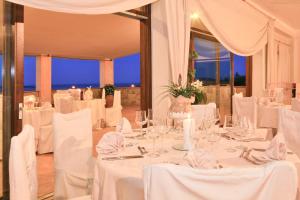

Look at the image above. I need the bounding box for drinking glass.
[135,110,147,138]
[224,115,236,152]
[156,118,169,154]
[147,121,160,158]
[207,126,221,153]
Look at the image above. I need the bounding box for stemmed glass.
[135,110,147,138]
[224,115,236,152]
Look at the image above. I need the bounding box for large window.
[114,53,140,87]
[51,57,99,89]
[24,56,36,91]
[233,55,246,86]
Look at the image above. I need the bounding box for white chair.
[232,96,257,129]
[9,125,38,200]
[105,90,122,127]
[192,103,216,121]
[53,93,74,114]
[84,88,93,100]
[144,163,297,200]
[69,88,81,100]
[274,88,284,103]
[292,98,300,112]
[24,95,36,109]
[53,109,94,199]
[37,107,54,154]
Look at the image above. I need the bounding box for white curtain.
[6,0,157,14]
[274,42,292,84]
[188,0,272,56]
[164,0,191,84]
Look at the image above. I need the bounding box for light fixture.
[190,12,200,20]
[131,84,135,88]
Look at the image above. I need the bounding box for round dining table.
[92,129,300,200]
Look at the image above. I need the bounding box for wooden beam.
[140,5,152,110]
[246,56,253,97]
[2,2,24,199]
[230,53,235,114]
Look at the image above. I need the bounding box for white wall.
[252,49,266,97]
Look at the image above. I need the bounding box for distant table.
[258,103,291,129]
[73,99,106,126]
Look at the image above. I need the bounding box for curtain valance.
[6,0,157,14]
[189,0,273,57]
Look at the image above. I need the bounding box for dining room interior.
[1,0,300,200]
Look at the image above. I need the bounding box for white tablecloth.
[73,99,105,126]
[92,129,300,200]
[23,107,55,148]
[258,104,291,128]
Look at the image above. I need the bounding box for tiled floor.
[37,105,139,197]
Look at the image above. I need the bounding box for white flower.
[191,80,203,90]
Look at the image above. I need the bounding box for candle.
[183,117,195,150]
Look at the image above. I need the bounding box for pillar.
[100,59,114,87]
[36,55,52,103]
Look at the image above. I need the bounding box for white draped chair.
[192,103,216,120]
[232,96,257,129]
[69,88,81,100]
[37,107,54,154]
[9,125,38,200]
[24,95,37,109]
[105,90,122,127]
[144,163,298,200]
[292,98,300,112]
[53,109,94,199]
[53,93,74,114]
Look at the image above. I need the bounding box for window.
[233,55,246,86]
[114,53,140,87]
[24,56,36,91]
[51,57,99,89]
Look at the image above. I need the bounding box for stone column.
[36,55,52,102]
[100,59,114,87]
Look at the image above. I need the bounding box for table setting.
[92,108,300,200]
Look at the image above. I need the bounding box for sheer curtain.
[6,0,157,14]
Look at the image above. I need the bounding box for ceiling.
[0,6,140,60]
[250,0,300,30]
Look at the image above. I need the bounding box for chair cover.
[274,88,284,103]
[278,108,300,158]
[69,88,82,100]
[53,109,94,199]
[292,98,300,112]
[101,88,106,100]
[191,103,216,120]
[24,95,36,109]
[144,162,298,200]
[37,107,54,154]
[84,88,94,100]
[9,125,38,200]
[232,96,257,129]
[105,90,122,127]
[54,93,74,114]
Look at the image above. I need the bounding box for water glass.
[224,115,236,152]
[135,110,147,137]
[147,123,160,158]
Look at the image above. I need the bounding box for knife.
[102,155,144,161]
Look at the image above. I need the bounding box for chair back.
[101,88,106,99]
[113,90,121,108]
[232,96,257,129]
[54,93,74,114]
[291,98,300,112]
[278,108,300,158]
[53,109,93,176]
[69,89,81,100]
[191,103,216,120]
[9,125,37,200]
[40,107,54,126]
[144,162,297,200]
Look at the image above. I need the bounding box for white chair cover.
[54,93,74,114]
[24,95,36,109]
[278,108,300,158]
[105,90,122,127]
[144,162,298,200]
[53,109,94,199]
[232,96,257,129]
[69,88,82,100]
[292,98,300,112]
[274,88,284,103]
[101,88,106,100]
[37,107,54,154]
[9,125,38,200]
[191,103,216,120]
[84,88,93,100]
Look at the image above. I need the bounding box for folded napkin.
[96,132,124,155]
[115,117,132,134]
[185,150,218,169]
[265,134,287,160]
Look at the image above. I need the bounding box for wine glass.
[224,115,236,152]
[157,118,169,154]
[147,120,160,158]
[135,110,147,138]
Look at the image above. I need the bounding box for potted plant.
[104,84,115,108]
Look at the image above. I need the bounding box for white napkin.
[115,117,132,134]
[185,149,218,169]
[265,134,287,160]
[96,132,124,155]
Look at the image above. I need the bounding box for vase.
[169,95,194,114]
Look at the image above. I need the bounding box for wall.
[252,49,266,97]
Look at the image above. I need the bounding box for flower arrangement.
[104,84,115,96]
